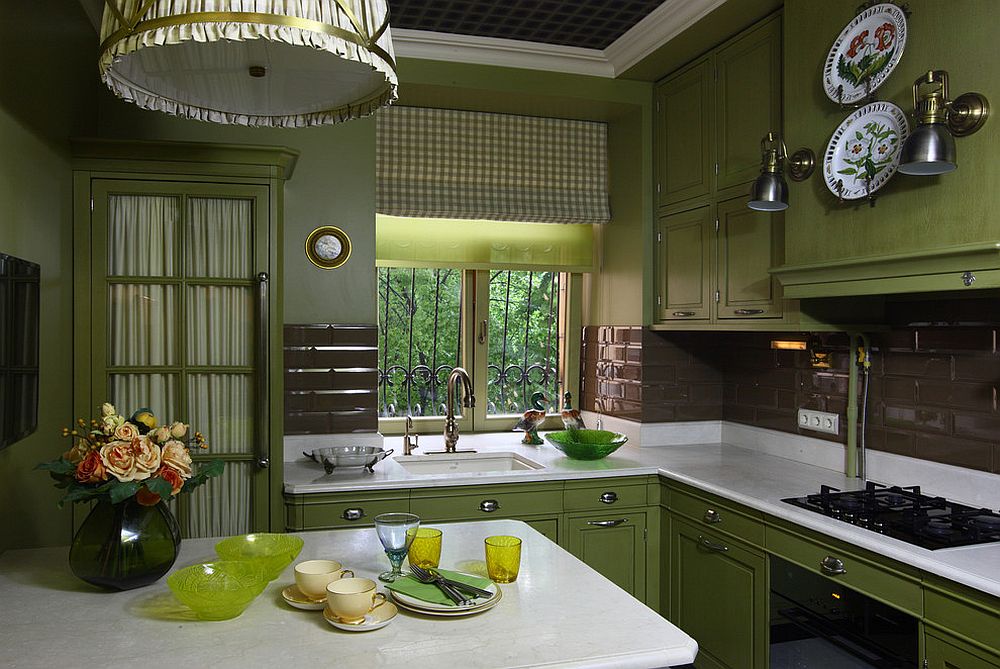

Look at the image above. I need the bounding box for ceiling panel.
[388,0,664,50]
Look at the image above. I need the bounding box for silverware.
[410,564,493,600]
[408,565,468,605]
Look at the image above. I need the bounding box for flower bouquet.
[37,403,224,590]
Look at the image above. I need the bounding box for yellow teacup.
[294,560,354,601]
[326,577,387,623]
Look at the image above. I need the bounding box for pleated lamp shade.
[99,0,397,127]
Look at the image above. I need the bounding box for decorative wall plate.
[823,3,907,105]
[823,101,909,200]
[305,225,352,269]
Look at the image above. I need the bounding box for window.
[377,267,580,433]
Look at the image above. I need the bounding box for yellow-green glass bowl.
[214,533,304,581]
[544,429,629,460]
[167,560,268,620]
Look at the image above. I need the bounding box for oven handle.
[820,555,847,575]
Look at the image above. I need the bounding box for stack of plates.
[389,580,502,617]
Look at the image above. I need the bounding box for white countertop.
[0,519,697,669]
[286,433,1000,599]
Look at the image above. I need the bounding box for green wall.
[0,0,97,552]
[783,0,999,265]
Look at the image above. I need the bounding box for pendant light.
[748,132,815,211]
[898,71,989,175]
[99,1,397,127]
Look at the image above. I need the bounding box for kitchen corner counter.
[0,519,697,669]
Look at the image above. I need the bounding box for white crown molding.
[391,28,614,78]
[604,0,729,75]
[392,0,727,79]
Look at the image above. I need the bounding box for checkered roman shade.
[376,106,610,225]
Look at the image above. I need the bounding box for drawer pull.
[734,308,764,315]
[588,518,629,528]
[599,492,618,504]
[672,311,696,317]
[703,508,722,524]
[479,499,501,513]
[342,508,365,521]
[698,535,729,552]
[820,556,847,575]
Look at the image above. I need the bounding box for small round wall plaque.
[305,226,351,269]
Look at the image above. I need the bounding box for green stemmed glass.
[374,512,420,582]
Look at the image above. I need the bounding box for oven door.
[769,556,918,668]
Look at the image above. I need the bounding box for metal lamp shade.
[748,172,789,211]
[99,0,397,127]
[898,123,957,175]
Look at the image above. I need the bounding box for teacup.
[294,560,354,600]
[326,577,387,623]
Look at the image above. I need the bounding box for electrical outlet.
[797,409,840,435]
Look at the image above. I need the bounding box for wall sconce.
[748,132,816,211]
[898,70,990,175]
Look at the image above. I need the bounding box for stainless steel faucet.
[443,367,475,453]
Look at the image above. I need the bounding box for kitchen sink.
[393,452,544,475]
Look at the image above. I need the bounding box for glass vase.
[69,497,181,591]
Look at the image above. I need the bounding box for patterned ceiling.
[388,0,665,50]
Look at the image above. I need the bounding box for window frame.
[378,269,581,436]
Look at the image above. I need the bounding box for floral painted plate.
[823,3,907,105]
[823,101,909,200]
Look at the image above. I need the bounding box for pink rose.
[114,422,139,442]
[100,441,137,482]
[169,422,188,439]
[161,440,193,478]
[149,426,172,444]
[131,437,161,480]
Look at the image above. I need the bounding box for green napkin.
[386,569,493,607]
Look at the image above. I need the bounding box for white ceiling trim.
[391,29,614,78]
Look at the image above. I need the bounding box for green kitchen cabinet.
[284,490,409,531]
[655,57,713,209]
[671,517,768,669]
[656,205,714,322]
[717,195,783,319]
[926,630,1000,669]
[564,511,647,600]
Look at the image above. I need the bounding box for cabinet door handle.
[599,492,618,504]
[342,508,365,521]
[703,508,722,524]
[698,535,729,552]
[478,319,488,344]
[734,308,764,315]
[479,499,500,513]
[820,555,847,575]
[588,518,629,527]
[672,311,696,317]
[255,272,270,469]
[962,271,976,287]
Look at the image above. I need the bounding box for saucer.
[323,602,398,631]
[282,584,327,610]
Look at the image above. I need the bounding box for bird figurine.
[514,391,548,445]
[560,392,586,431]
[129,408,158,434]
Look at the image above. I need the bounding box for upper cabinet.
[655,58,714,209]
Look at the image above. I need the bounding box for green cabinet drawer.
[284,493,409,531]
[563,477,649,511]
[926,628,1000,669]
[410,483,563,522]
[925,580,1000,655]
[669,484,764,548]
[765,525,922,616]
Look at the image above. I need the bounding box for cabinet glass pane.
[108,284,177,366]
[187,374,253,455]
[186,198,253,279]
[109,373,177,417]
[186,286,253,366]
[180,461,252,537]
[107,195,179,277]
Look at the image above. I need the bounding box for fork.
[410,564,493,600]
[408,565,469,605]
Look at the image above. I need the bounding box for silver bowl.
[303,446,394,474]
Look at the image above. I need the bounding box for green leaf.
[855,131,863,141]
[837,168,857,175]
[36,458,76,475]
[180,460,225,495]
[59,485,104,507]
[145,477,174,498]
[109,481,141,504]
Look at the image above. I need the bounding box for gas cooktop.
[783,482,1000,550]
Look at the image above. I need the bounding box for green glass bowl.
[544,429,629,460]
[167,560,267,620]
[214,533,304,581]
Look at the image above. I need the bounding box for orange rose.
[64,442,90,465]
[131,437,161,480]
[74,450,107,484]
[100,441,137,482]
[113,423,139,442]
[156,465,185,496]
[135,488,161,507]
[161,440,193,478]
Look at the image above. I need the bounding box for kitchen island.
[0,518,697,669]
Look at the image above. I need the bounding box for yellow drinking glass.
[407,528,443,569]
[484,535,522,583]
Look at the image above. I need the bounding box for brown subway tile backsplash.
[283,324,378,435]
